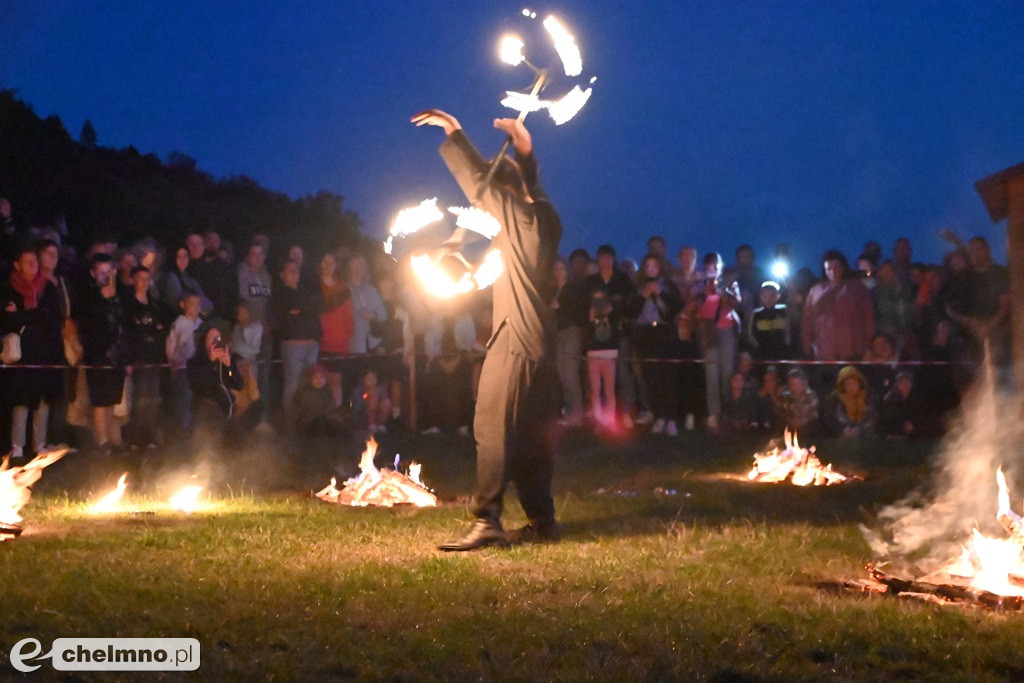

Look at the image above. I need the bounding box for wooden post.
[975,161,1024,389]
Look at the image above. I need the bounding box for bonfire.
[0,448,68,540]
[316,438,437,508]
[747,430,853,486]
[856,468,1024,609]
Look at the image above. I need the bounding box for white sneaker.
[666,420,679,436]
[636,410,654,426]
[706,414,719,431]
[8,446,23,461]
[651,418,665,434]
[684,414,695,431]
[421,426,441,435]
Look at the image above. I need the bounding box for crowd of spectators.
[0,193,1010,460]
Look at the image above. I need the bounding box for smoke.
[862,359,1024,571]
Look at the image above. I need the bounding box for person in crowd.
[1,245,63,459]
[188,325,262,446]
[856,253,877,292]
[824,365,875,439]
[122,266,166,449]
[76,253,126,451]
[892,237,914,292]
[271,259,322,435]
[567,248,591,283]
[162,246,212,318]
[722,371,760,433]
[115,250,138,297]
[38,238,76,445]
[964,236,1010,368]
[776,368,819,437]
[294,363,349,438]
[587,289,620,429]
[736,351,758,391]
[375,274,411,424]
[349,370,392,435]
[671,245,703,305]
[552,259,589,426]
[801,249,874,362]
[237,241,273,422]
[880,371,927,439]
[228,301,262,418]
[421,307,481,436]
[165,291,203,439]
[674,295,703,431]
[628,254,682,435]
[757,365,782,431]
[863,332,899,397]
[750,281,790,360]
[646,235,672,275]
[873,260,914,356]
[188,230,235,321]
[920,320,971,409]
[318,251,353,405]
[913,266,944,352]
[939,248,973,338]
[724,244,764,349]
[347,254,386,355]
[696,252,741,432]
[587,244,639,428]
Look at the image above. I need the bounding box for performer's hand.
[411,110,461,136]
[494,118,532,156]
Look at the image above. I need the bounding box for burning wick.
[90,473,129,513]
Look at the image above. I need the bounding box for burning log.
[861,565,1024,611]
[316,438,437,508]
[0,448,68,540]
[746,430,855,486]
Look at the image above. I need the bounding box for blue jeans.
[280,339,320,433]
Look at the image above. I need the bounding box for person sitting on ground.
[349,370,391,436]
[824,365,875,440]
[294,363,349,438]
[757,365,782,432]
[722,371,759,433]
[776,368,819,437]
[880,370,927,439]
[188,326,262,445]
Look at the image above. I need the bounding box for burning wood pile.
[851,468,1024,610]
[0,448,68,540]
[316,438,437,508]
[747,430,854,486]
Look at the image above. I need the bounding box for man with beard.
[412,109,562,550]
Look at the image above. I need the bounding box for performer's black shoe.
[438,518,509,552]
[507,520,561,545]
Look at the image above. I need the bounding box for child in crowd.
[750,281,790,359]
[722,371,759,432]
[880,371,926,439]
[165,291,203,438]
[349,370,391,435]
[294,364,349,438]
[776,368,819,437]
[757,365,781,431]
[229,301,262,416]
[587,289,620,429]
[825,365,875,439]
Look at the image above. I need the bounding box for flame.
[390,198,444,239]
[472,249,504,289]
[91,473,129,513]
[169,484,204,513]
[411,253,475,299]
[448,206,501,239]
[501,85,593,125]
[316,438,436,508]
[543,15,582,77]
[547,85,593,125]
[747,430,852,486]
[0,448,67,538]
[936,468,1024,597]
[500,34,526,66]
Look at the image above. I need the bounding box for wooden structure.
[976,161,1024,388]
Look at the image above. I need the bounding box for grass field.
[2,430,1023,680]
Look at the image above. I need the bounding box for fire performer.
[412,109,562,550]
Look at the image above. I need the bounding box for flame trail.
[91,473,129,513]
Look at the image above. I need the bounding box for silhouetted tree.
[79,119,97,148]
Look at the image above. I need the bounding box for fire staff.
[412,109,562,551]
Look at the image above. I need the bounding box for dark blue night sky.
[2,0,1022,270]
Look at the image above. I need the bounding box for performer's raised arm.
[412,109,489,204]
